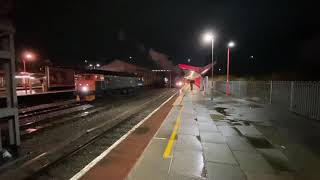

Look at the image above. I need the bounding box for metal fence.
[211,80,320,120]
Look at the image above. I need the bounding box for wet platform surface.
[127,88,298,180]
[73,87,320,180]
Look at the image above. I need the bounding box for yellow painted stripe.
[163,106,184,159]
[173,85,188,106]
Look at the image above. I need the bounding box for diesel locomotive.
[75,70,143,101]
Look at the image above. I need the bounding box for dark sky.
[14,0,320,77]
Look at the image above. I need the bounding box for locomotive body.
[75,70,143,101]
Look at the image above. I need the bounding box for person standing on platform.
[190,79,194,90]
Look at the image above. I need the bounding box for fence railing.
[211,80,320,120]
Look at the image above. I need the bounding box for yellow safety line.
[163,105,184,159]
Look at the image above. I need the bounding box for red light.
[176,81,183,87]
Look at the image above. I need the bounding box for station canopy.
[178,63,212,80]
[178,63,213,87]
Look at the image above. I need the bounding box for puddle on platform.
[231,122,243,126]
[214,107,229,116]
[196,135,201,142]
[248,104,263,109]
[216,100,240,104]
[241,121,251,126]
[210,114,225,121]
[215,121,230,126]
[133,127,149,134]
[232,127,243,136]
[235,120,251,126]
[246,136,274,149]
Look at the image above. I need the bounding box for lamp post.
[23,53,33,73]
[203,32,214,87]
[226,41,235,96]
[22,52,35,94]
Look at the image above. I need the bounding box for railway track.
[27,89,176,180]
[0,89,177,180]
[18,100,80,119]
[18,100,93,137]
[18,90,161,137]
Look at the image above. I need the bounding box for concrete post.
[269,80,273,104]
[239,81,241,97]
[29,79,32,94]
[290,81,294,111]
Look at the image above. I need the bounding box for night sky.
[14,0,320,78]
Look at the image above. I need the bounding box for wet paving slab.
[201,93,307,179]
[210,114,225,121]
[196,116,212,123]
[226,136,256,152]
[180,117,198,127]
[214,107,229,116]
[235,125,264,137]
[202,143,238,165]
[199,132,226,144]
[217,126,241,136]
[246,136,274,149]
[215,121,231,126]
[128,139,171,180]
[177,126,200,136]
[198,122,218,132]
[174,134,202,152]
[168,150,205,179]
[233,151,274,174]
[257,148,294,172]
[206,162,247,180]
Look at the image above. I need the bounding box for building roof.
[98,59,149,73]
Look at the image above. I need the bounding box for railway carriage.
[75,70,143,101]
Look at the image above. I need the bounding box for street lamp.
[22,52,35,73]
[226,41,235,96]
[202,32,214,87]
[22,51,35,94]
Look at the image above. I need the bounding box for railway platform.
[71,86,298,180]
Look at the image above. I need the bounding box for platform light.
[176,81,183,87]
[228,41,235,48]
[25,53,33,59]
[81,86,88,92]
[202,31,215,97]
[15,75,30,79]
[203,32,214,43]
[96,64,100,67]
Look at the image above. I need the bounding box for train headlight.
[176,81,183,87]
[81,86,89,92]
